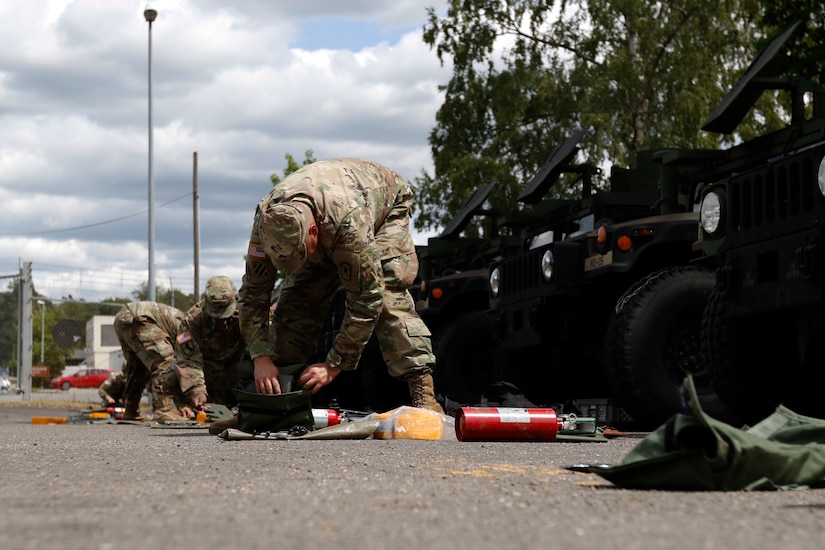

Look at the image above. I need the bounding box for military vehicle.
[412,183,518,404]
[697,22,825,425]
[486,128,739,427]
[413,150,623,405]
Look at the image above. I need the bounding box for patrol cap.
[203,276,236,318]
[258,201,308,273]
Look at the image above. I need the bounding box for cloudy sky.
[0,0,451,302]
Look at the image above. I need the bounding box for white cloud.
[0,0,450,299]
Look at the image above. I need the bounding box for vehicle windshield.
[527,213,596,250]
[567,213,595,238]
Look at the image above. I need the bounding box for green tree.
[132,283,195,311]
[758,0,825,83]
[40,298,127,378]
[270,150,317,185]
[415,0,769,232]
[0,280,20,373]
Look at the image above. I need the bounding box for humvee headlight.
[489,267,501,297]
[700,191,722,235]
[818,157,825,197]
[541,250,555,281]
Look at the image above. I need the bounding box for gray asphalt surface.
[1,403,824,550]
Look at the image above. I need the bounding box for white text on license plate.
[584,250,613,272]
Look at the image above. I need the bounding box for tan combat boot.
[407,372,445,414]
[153,394,188,422]
[208,414,238,435]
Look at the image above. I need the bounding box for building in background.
[85,316,120,371]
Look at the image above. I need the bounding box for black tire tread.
[606,266,728,427]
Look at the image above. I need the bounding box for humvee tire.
[702,289,825,426]
[606,266,731,427]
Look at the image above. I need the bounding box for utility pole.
[144,8,158,301]
[193,151,200,301]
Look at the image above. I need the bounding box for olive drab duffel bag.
[231,364,314,435]
[572,376,825,491]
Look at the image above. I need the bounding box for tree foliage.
[270,150,317,186]
[0,281,20,373]
[413,0,781,232]
[0,274,200,378]
[759,0,825,84]
[133,282,196,311]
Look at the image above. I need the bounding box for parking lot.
[1,400,824,550]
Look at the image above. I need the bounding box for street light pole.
[37,300,45,364]
[144,7,158,302]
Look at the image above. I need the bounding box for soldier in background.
[98,370,126,408]
[155,276,249,418]
[239,158,443,413]
[114,301,196,421]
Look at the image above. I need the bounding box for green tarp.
[575,377,825,491]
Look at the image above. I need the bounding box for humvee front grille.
[727,146,825,244]
[500,247,544,296]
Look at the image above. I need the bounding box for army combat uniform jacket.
[114,301,185,405]
[240,158,434,378]
[172,300,245,399]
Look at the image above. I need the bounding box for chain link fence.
[0,261,193,406]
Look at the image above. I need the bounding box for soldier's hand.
[298,361,340,395]
[179,406,196,419]
[254,356,281,394]
[191,392,207,409]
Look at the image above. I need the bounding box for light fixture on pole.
[37,300,45,364]
[144,7,158,302]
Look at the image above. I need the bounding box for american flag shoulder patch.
[176,332,192,344]
[248,242,266,258]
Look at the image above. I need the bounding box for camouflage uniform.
[114,301,185,419]
[98,370,126,407]
[158,276,247,406]
[240,158,440,410]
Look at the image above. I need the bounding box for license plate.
[584,250,613,272]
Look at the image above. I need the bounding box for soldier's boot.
[208,414,238,435]
[122,397,145,421]
[152,394,188,422]
[406,372,445,414]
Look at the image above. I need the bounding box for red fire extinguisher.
[455,407,560,441]
[312,409,341,429]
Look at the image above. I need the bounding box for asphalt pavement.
[1,402,824,550]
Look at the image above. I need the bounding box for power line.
[35,263,147,283]
[2,192,192,236]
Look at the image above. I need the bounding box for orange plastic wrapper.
[368,406,455,441]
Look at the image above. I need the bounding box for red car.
[51,368,113,391]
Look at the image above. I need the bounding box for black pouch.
[231,364,313,434]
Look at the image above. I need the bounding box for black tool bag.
[231,364,313,434]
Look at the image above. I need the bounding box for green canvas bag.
[231,364,314,434]
[573,376,825,491]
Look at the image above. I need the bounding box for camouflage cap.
[203,276,236,318]
[258,201,308,273]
